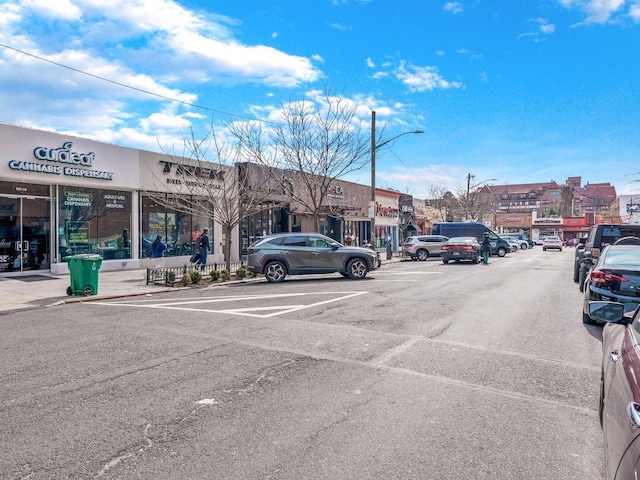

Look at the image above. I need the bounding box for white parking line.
[95,291,368,318]
[383,271,441,275]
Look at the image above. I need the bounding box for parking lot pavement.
[0,256,403,313]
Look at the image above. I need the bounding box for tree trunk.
[223,225,233,273]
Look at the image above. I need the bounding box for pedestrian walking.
[481,232,491,265]
[151,234,167,268]
[196,227,210,271]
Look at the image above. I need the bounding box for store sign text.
[7,141,113,181]
[327,184,344,199]
[159,161,225,181]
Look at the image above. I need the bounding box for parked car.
[585,301,640,479]
[247,233,380,283]
[501,236,522,252]
[441,236,481,264]
[402,235,449,261]
[565,237,581,247]
[582,245,640,324]
[542,235,562,251]
[575,224,640,291]
[508,232,534,248]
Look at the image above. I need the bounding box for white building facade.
[0,123,233,276]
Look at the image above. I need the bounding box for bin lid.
[63,254,103,261]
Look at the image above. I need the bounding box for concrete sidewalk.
[0,256,403,313]
[0,269,176,313]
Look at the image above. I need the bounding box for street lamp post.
[370,110,423,248]
[465,173,497,222]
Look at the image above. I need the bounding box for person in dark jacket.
[196,228,210,271]
[151,234,167,268]
[481,233,491,265]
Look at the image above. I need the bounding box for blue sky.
[1,0,639,198]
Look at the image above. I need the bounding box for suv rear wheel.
[416,249,429,261]
[264,261,287,283]
[578,264,588,293]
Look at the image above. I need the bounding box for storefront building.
[237,165,371,255]
[374,188,400,250]
[494,212,533,235]
[0,123,229,276]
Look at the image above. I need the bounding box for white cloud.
[378,165,461,198]
[518,18,555,40]
[557,0,626,24]
[7,0,323,87]
[366,57,375,68]
[20,0,82,20]
[443,2,463,14]
[395,62,463,92]
[330,22,352,31]
[540,23,556,33]
[630,1,640,20]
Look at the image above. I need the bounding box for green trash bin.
[64,254,103,296]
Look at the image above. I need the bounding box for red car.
[441,236,481,264]
[587,301,640,479]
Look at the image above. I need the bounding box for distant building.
[476,177,617,235]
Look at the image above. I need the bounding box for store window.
[140,194,212,258]
[58,186,132,261]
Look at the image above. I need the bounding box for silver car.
[402,235,449,261]
[542,235,563,251]
[247,233,380,283]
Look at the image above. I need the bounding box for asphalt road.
[0,247,605,479]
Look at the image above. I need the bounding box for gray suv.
[402,235,449,261]
[247,233,380,283]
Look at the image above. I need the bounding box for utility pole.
[369,111,423,248]
[370,111,376,246]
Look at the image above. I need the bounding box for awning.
[404,221,422,233]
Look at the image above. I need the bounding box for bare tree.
[143,127,280,272]
[228,91,371,232]
[425,185,456,222]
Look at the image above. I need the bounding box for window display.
[140,194,212,258]
[57,186,132,261]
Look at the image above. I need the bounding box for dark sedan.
[441,236,481,264]
[586,302,640,479]
[582,245,640,324]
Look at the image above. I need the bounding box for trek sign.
[7,141,114,181]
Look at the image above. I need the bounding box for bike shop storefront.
[0,181,51,275]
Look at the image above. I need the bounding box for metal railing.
[146,262,245,286]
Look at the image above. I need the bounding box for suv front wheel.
[264,261,287,283]
[497,247,507,257]
[346,258,368,279]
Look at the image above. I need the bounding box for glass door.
[0,196,50,274]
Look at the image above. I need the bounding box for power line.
[0,42,272,124]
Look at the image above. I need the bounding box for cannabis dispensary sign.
[8,141,114,181]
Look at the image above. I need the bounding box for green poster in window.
[67,220,89,245]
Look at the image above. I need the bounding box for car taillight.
[463,245,473,250]
[405,243,414,247]
[441,245,449,250]
[589,270,628,285]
